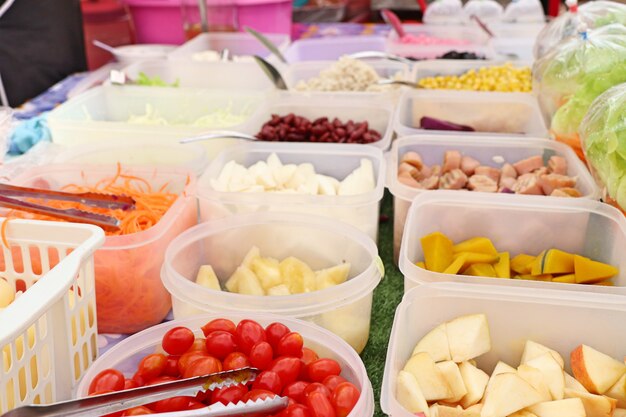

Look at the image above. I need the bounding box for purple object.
[420,116,475,132]
[500,187,515,194]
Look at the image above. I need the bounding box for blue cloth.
[8,114,51,155]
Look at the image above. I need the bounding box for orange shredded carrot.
[1,220,9,248]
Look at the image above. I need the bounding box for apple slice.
[457,361,489,409]
[481,372,543,417]
[404,352,453,401]
[508,411,538,417]
[564,387,617,417]
[460,403,482,417]
[482,361,517,404]
[437,361,468,403]
[396,370,430,416]
[526,398,586,417]
[614,409,626,417]
[571,344,626,394]
[526,353,565,400]
[565,372,588,393]
[520,341,565,369]
[517,364,552,402]
[413,323,452,362]
[606,374,626,408]
[430,404,463,417]
[445,314,491,362]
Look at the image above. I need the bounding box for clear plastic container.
[387,135,601,263]
[9,165,198,334]
[414,59,533,83]
[168,32,290,61]
[161,212,383,352]
[196,142,385,241]
[394,89,548,137]
[380,282,626,417]
[399,191,626,294]
[283,36,386,62]
[75,313,374,416]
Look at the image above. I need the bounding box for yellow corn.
[418,63,532,93]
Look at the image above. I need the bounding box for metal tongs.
[2,368,288,417]
[0,184,136,232]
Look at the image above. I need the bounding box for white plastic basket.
[0,219,104,412]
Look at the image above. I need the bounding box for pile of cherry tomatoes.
[88,318,361,417]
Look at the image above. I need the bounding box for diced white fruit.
[267,153,284,173]
[249,161,277,189]
[481,373,543,417]
[517,364,553,402]
[404,352,453,401]
[565,372,588,393]
[227,164,255,192]
[526,398,586,417]
[338,159,376,196]
[251,257,282,290]
[267,284,291,296]
[279,256,316,294]
[397,370,430,416]
[483,361,518,404]
[571,344,626,394]
[286,163,316,190]
[520,341,565,369]
[232,266,265,296]
[0,278,15,308]
[606,374,626,408]
[564,387,617,417]
[526,353,565,400]
[446,314,491,362]
[315,263,351,290]
[317,174,340,195]
[413,323,452,362]
[195,265,221,290]
[461,403,482,417]
[458,361,489,409]
[214,160,238,189]
[274,164,297,187]
[297,175,319,195]
[242,246,261,268]
[507,411,538,417]
[614,408,626,417]
[316,307,370,353]
[430,404,464,417]
[437,361,468,403]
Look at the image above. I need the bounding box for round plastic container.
[161,212,383,353]
[75,313,375,417]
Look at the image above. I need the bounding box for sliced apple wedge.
[430,404,463,417]
[445,314,491,362]
[565,372,588,393]
[571,344,626,394]
[482,361,518,403]
[520,341,564,369]
[404,352,453,401]
[437,361,468,403]
[397,370,430,416]
[517,364,553,402]
[526,398,586,417]
[526,353,565,400]
[413,323,452,362]
[614,409,626,417]
[606,374,626,408]
[564,387,617,417]
[507,411,538,417]
[481,372,543,417]
[457,361,489,409]
[460,403,482,417]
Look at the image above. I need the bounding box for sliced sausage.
[443,151,462,173]
[550,189,572,197]
[499,176,517,190]
[474,166,501,183]
[398,162,417,175]
[555,187,582,197]
[461,156,481,176]
[420,175,440,190]
[401,151,423,170]
[467,174,498,193]
[538,174,577,195]
[512,173,544,195]
[439,169,468,190]
[533,167,549,176]
[548,155,568,175]
[501,163,518,179]
[513,155,544,176]
[398,171,422,188]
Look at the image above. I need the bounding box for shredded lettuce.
[136,72,180,88]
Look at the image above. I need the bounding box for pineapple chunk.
[267,284,291,296]
[195,265,221,290]
[280,257,316,294]
[315,263,351,290]
[251,257,282,290]
[242,246,261,268]
[232,266,265,296]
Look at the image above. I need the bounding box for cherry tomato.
[249,342,273,371]
[306,391,336,417]
[137,354,167,381]
[242,389,277,402]
[150,396,190,413]
[211,384,248,405]
[282,381,309,404]
[223,351,251,371]
[187,400,205,410]
[147,376,177,385]
[205,331,237,360]
[163,355,180,377]
[162,326,195,356]
[265,322,290,350]
[276,332,304,358]
[124,379,139,390]
[252,370,284,394]
[304,383,331,399]
[178,351,207,375]
[183,356,222,378]
[131,373,146,387]
[332,382,360,417]
[235,320,267,355]
[187,338,208,354]
[322,375,347,392]
[88,369,125,395]
[301,348,319,366]
[306,359,341,383]
[277,404,313,417]
[270,357,302,386]
[121,406,152,416]
[201,318,236,337]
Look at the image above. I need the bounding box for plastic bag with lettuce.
[533,0,626,59]
[580,83,626,211]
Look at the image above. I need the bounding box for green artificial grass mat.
[361,190,405,417]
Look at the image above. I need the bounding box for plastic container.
[47,85,265,159]
[0,219,104,412]
[387,135,601,263]
[75,313,375,416]
[394,89,548,137]
[399,191,626,294]
[196,142,385,241]
[490,22,545,62]
[9,165,198,334]
[0,107,12,160]
[414,59,533,83]
[161,212,383,352]
[284,36,386,62]
[168,32,290,61]
[380,282,626,417]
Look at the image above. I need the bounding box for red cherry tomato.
[242,389,277,402]
[270,357,302,386]
[150,396,190,413]
[277,404,313,417]
[88,369,125,395]
[282,381,309,404]
[187,337,208,354]
[304,383,331,399]
[183,356,222,378]
[249,342,273,370]
[211,384,248,405]
[265,322,290,350]
[201,318,236,337]
[322,375,347,392]
[187,400,205,410]
[306,359,341,383]
[301,348,319,366]
[123,379,139,390]
[306,391,336,417]
[178,351,207,375]
[223,351,251,371]
[121,406,152,416]
[332,382,360,417]
[147,376,177,385]
[205,331,238,360]
[162,326,195,356]
[131,373,146,387]
[235,320,267,355]
[252,370,284,394]
[137,354,167,381]
[163,355,180,377]
[276,332,304,358]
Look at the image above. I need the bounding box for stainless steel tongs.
[1,368,288,417]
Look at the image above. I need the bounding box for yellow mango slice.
[452,237,498,256]
[530,250,546,276]
[532,249,575,275]
[552,274,576,283]
[443,254,468,275]
[516,274,552,281]
[415,262,426,269]
[510,254,536,275]
[453,252,499,269]
[493,252,510,278]
[595,280,614,286]
[420,232,454,273]
[574,255,618,284]
[462,263,497,277]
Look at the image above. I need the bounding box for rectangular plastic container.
[196,142,386,241]
[284,36,387,62]
[47,85,265,159]
[381,282,626,417]
[395,89,548,137]
[489,23,545,61]
[168,32,290,61]
[0,219,104,412]
[387,135,601,263]
[414,59,532,83]
[9,165,198,334]
[399,191,626,294]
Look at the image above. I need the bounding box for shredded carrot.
[1,220,9,248]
